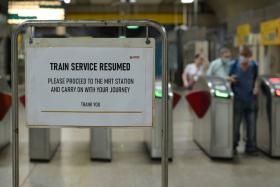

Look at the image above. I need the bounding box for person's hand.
[253,86,259,95]
[183,82,189,88]
[227,75,237,83]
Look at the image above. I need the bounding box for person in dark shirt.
[228,46,258,155]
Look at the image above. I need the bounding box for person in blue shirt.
[228,46,258,155]
[207,47,232,78]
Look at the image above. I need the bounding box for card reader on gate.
[276,90,280,97]
[268,77,280,97]
[212,79,230,99]
[155,87,162,98]
[154,82,181,108]
[154,82,173,98]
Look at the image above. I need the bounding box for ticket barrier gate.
[0,77,11,151]
[187,76,234,158]
[257,76,280,157]
[145,81,173,160]
[30,127,110,161]
[29,128,61,161]
[19,96,61,161]
[90,128,112,161]
[90,81,174,161]
[26,92,109,161]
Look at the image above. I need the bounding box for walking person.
[228,46,259,155]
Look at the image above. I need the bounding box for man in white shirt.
[207,47,232,78]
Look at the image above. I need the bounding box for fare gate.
[145,80,174,160]
[20,95,61,161]
[257,75,280,156]
[187,76,234,158]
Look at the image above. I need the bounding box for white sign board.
[26,38,155,127]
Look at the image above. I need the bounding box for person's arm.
[182,65,189,87]
[253,62,259,95]
[182,72,188,87]
[253,78,259,95]
[227,61,237,83]
[203,57,210,73]
[206,61,214,76]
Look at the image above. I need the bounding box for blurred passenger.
[207,47,232,78]
[182,53,209,89]
[228,46,258,155]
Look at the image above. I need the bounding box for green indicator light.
[215,90,229,98]
[155,90,162,98]
[127,25,139,29]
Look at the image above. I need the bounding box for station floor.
[1,90,280,187]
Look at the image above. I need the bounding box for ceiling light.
[64,0,71,4]
[181,0,194,3]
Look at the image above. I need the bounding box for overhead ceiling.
[71,0,172,4]
[3,0,280,24]
[66,0,184,13]
[67,0,280,16]
[205,0,280,21]
[67,0,280,26]
[66,0,206,14]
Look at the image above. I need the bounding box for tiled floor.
[1,90,280,187]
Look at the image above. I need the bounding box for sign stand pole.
[11,26,19,187]
[162,24,169,187]
[11,20,168,187]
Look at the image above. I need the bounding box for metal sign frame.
[11,20,169,187]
